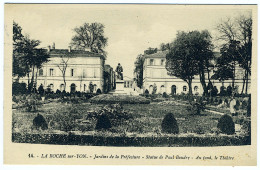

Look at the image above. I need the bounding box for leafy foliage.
[215,15,252,94]
[161,113,179,134]
[32,114,48,130]
[13,21,49,91]
[95,114,112,130]
[217,114,235,135]
[134,54,145,88]
[71,22,108,56]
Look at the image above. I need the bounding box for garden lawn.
[12,100,223,136]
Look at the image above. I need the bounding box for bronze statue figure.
[116,63,123,80]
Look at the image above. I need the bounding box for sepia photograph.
[3,3,258,166]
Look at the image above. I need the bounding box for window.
[161,59,165,66]
[39,69,43,76]
[194,86,198,92]
[183,86,187,92]
[124,82,126,87]
[71,69,74,77]
[149,59,154,65]
[49,69,54,76]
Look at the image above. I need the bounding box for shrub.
[32,114,48,130]
[219,86,226,96]
[218,98,223,105]
[152,83,157,94]
[38,84,45,96]
[224,98,229,106]
[235,100,241,110]
[241,100,248,109]
[187,100,206,115]
[25,95,38,112]
[226,86,232,96]
[95,114,112,130]
[161,113,179,134]
[217,114,235,135]
[247,96,251,117]
[12,82,27,95]
[96,88,102,94]
[87,103,133,126]
[144,89,149,97]
[56,89,61,94]
[89,82,94,94]
[162,92,167,98]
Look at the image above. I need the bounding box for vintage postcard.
[4,4,257,165]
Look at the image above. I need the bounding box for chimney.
[52,42,55,49]
[68,46,71,52]
[47,45,51,52]
[84,47,91,52]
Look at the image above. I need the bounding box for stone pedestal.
[109,79,127,95]
[115,80,124,91]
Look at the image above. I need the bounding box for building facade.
[104,64,115,93]
[20,46,105,93]
[143,50,250,95]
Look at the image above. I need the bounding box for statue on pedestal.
[116,63,123,80]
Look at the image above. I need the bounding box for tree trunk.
[63,74,66,91]
[232,61,235,89]
[188,79,193,96]
[35,67,39,93]
[199,67,207,96]
[30,65,35,92]
[241,70,246,94]
[245,68,249,94]
[27,73,30,90]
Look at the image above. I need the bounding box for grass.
[89,94,150,104]
[13,100,225,136]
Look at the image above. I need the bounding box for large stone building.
[104,64,116,93]
[20,45,106,93]
[143,50,250,95]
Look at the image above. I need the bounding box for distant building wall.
[142,50,251,95]
[19,49,105,93]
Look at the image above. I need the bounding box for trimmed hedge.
[161,113,179,134]
[12,133,251,146]
[217,114,235,135]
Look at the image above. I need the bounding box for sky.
[8,4,252,78]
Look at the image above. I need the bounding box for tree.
[20,36,49,92]
[134,54,145,88]
[215,14,252,94]
[13,22,49,92]
[144,47,157,55]
[191,30,214,96]
[166,31,199,95]
[160,43,171,51]
[211,44,234,86]
[57,55,70,91]
[13,21,29,79]
[236,15,252,94]
[71,22,108,56]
